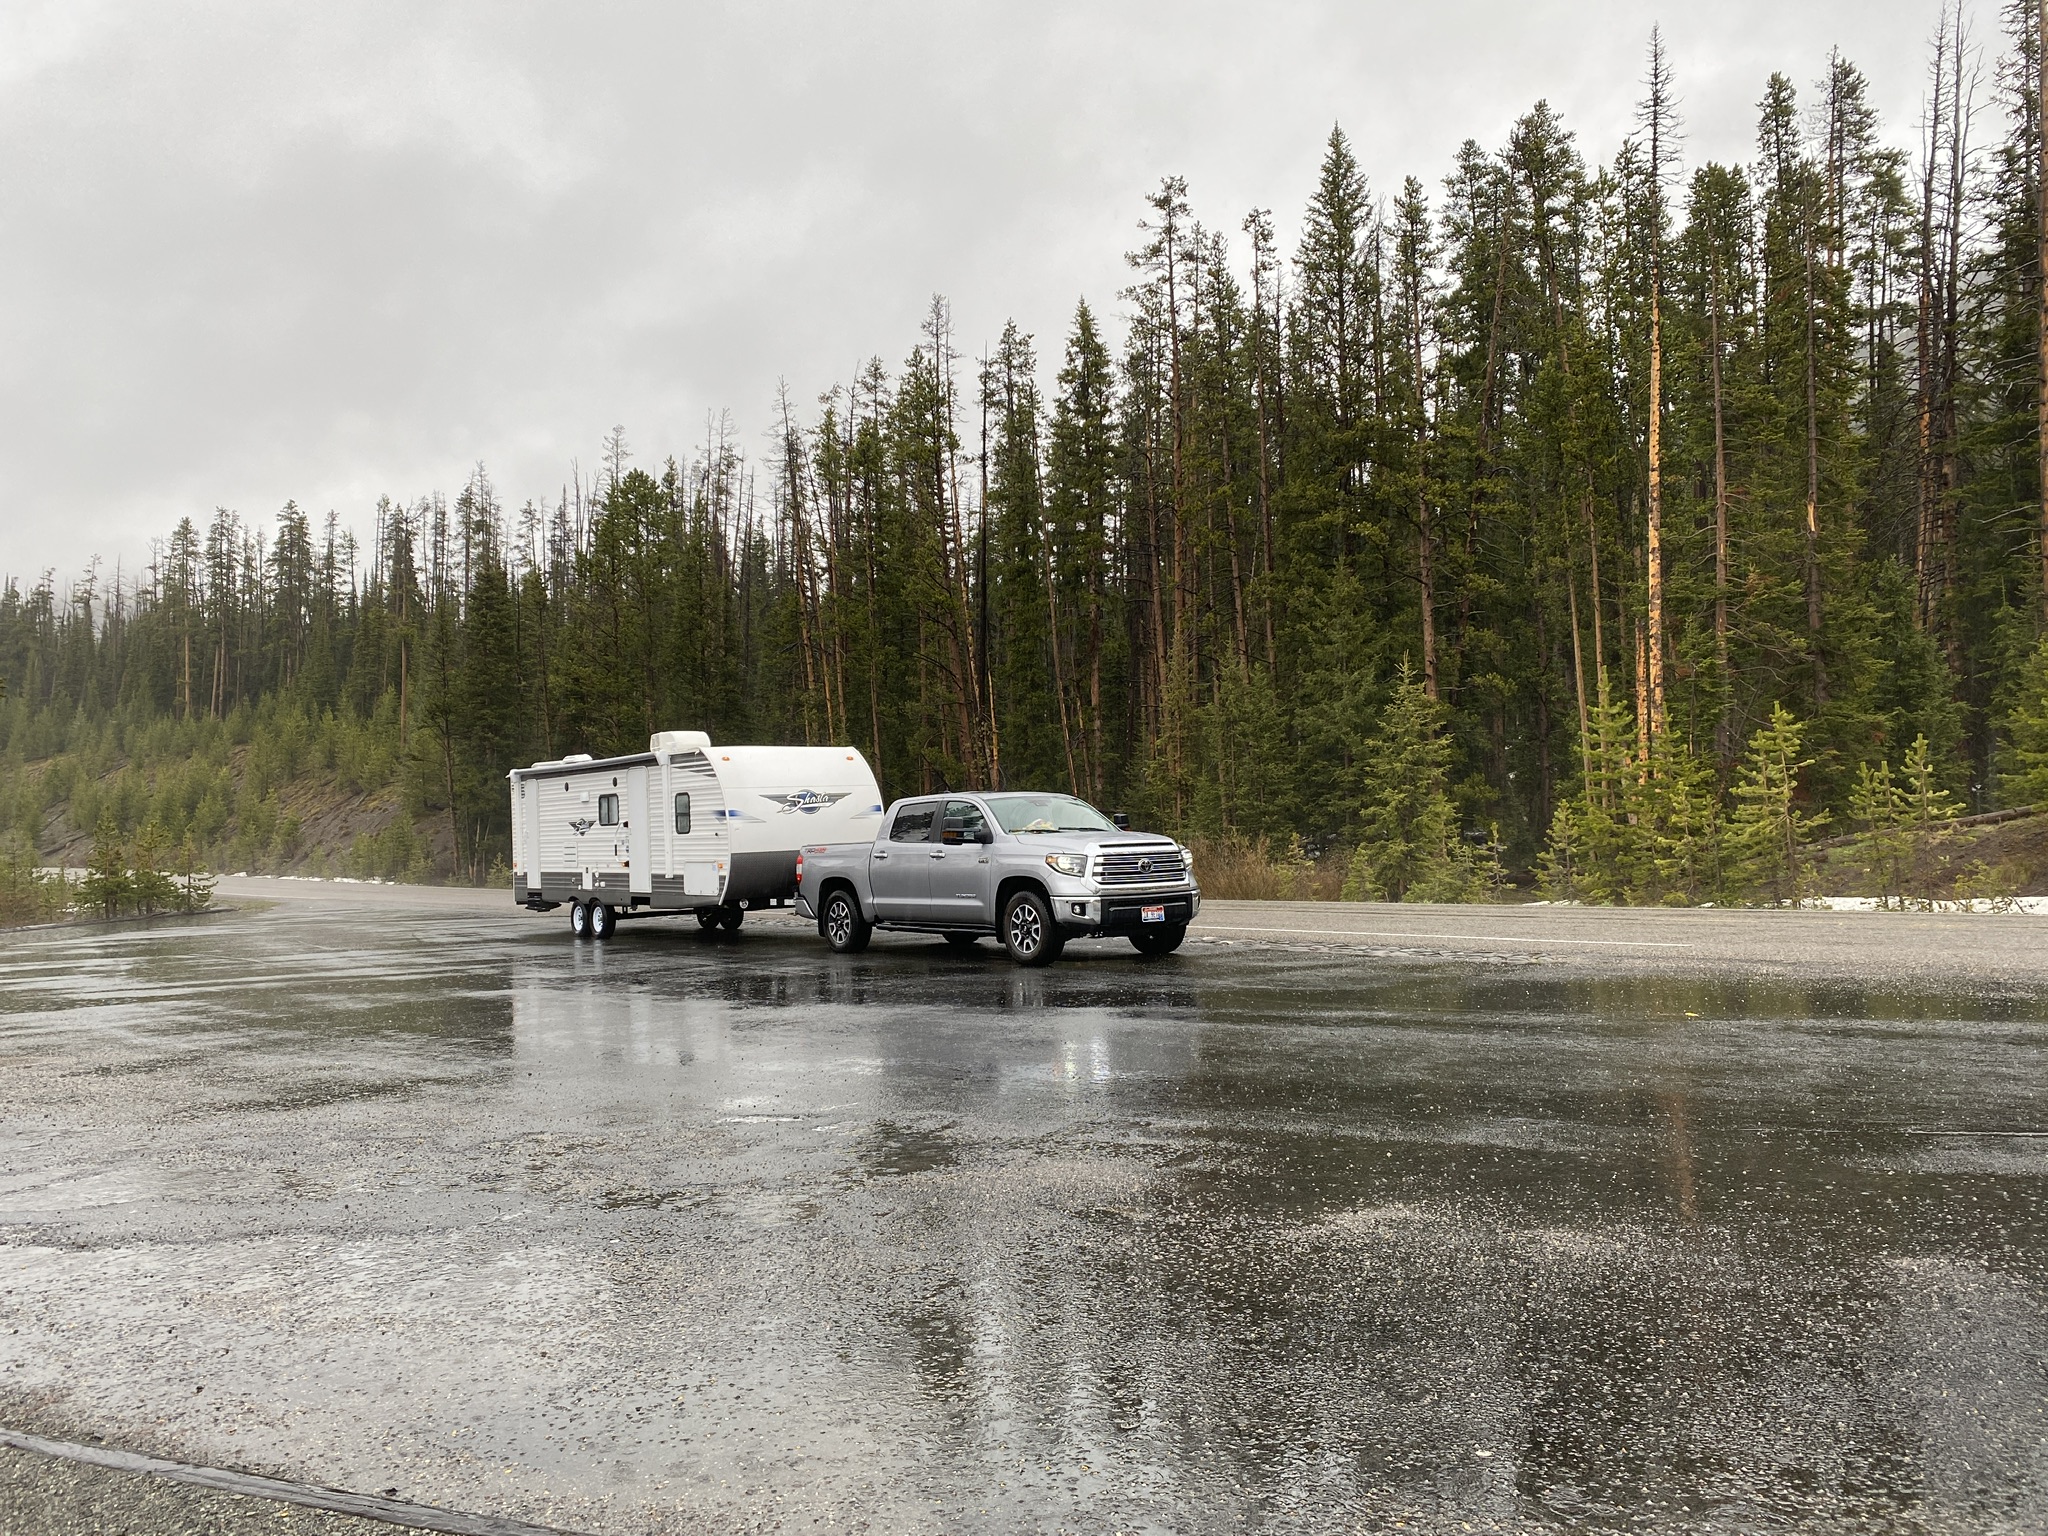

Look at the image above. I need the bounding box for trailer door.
[627,765,652,898]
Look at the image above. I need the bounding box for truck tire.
[821,889,871,953]
[590,902,617,941]
[1129,923,1186,956]
[569,900,591,939]
[1002,889,1064,967]
[694,907,721,931]
[718,904,745,931]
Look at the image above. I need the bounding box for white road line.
[1193,923,1692,950]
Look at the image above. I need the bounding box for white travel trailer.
[509,731,884,939]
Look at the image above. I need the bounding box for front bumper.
[1053,886,1200,932]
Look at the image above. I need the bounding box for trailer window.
[598,793,620,827]
[889,803,936,843]
[673,793,691,835]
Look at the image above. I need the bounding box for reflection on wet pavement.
[3,904,2047,1533]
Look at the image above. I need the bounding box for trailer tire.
[718,904,744,931]
[1128,923,1186,956]
[590,902,617,941]
[821,889,871,954]
[569,900,592,940]
[694,907,721,931]
[1001,889,1063,967]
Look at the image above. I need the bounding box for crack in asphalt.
[0,1428,592,1536]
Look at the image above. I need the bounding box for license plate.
[1141,904,1166,923]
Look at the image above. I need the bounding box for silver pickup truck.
[793,791,1201,965]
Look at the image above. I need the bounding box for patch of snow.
[1812,894,2048,915]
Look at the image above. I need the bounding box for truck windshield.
[984,794,1117,834]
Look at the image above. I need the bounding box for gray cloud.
[1,0,1956,584]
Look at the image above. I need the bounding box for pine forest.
[15,12,2048,906]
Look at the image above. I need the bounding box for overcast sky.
[0,0,1977,588]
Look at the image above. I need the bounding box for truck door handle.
[873,850,889,860]
[929,850,946,859]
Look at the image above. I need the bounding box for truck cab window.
[598,793,620,827]
[673,793,691,835]
[889,804,936,843]
[942,799,988,841]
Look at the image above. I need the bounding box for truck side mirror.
[1112,811,1131,831]
[976,825,995,844]
[940,816,966,845]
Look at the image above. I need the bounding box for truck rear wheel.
[821,889,870,953]
[590,902,617,941]
[1002,890,1064,967]
[569,900,591,939]
[1129,923,1186,956]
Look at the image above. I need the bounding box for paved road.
[5,890,2048,1532]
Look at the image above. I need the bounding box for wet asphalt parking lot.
[4,888,2048,1534]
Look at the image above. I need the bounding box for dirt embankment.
[28,748,455,880]
[1804,808,2048,898]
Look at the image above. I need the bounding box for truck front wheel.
[821,889,871,953]
[1002,890,1064,967]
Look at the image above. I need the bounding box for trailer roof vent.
[650,730,712,754]
[562,753,594,763]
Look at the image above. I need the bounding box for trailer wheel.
[821,889,870,954]
[590,902,617,941]
[569,900,591,940]
[1001,889,1063,967]
[1129,923,1186,956]
[694,907,721,931]
[717,904,745,931]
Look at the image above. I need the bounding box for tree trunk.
[1646,282,1666,738]
[1803,213,1827,705]
[1711,285,1731,762]
[2039,0,2048,615]
[1566,555,1592,790]
[1414,275,1437,699]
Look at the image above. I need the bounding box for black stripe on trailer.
[510,752,660,783]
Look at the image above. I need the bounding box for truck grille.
[1095,848,1186,885]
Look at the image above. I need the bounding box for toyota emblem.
[1138,857,1153,875]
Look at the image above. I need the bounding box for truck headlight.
[1179,844,1194,874]
[1045,853,1088,877]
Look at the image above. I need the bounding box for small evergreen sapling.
[176,832,216,913]
[1726,704,1827,905]
[1849,757,1911,907]
[78,814,131,920]
[1344,666,1482,902]
[2001,634,2048,808]
[1536,801,1583,901]
[129,820,181,915]
[1639,739,1724,905]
